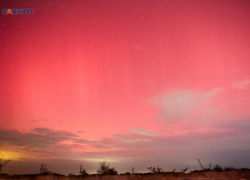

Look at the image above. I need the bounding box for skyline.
[1,0,250,175]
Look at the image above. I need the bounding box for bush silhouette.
[213,164,222,171]
[96,161,117,175]
[181,167,188,173]
[147,165,164,173]
[80,169,88,175]
[225,166,236,171]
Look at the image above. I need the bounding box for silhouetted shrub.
[213,164,223,171]
[80,168,88,175]
[225,166,236,171]
[67,173,73,176]
[181,167,188,173]
[106,167,118,175]
[41,171,58,175]
[96,161,118,175]
[147,165,164,173]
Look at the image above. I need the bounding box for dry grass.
[0,170,250,180]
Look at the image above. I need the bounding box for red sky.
[1,0,250,175]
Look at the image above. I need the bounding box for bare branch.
[2,159,10,168]
[0,153,11,172]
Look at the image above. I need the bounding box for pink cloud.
[150,88,223,124]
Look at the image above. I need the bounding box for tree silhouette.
[0,153,10,172]
[97,161,117,175]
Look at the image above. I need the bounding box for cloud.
[0,128,78,149]
[33,128,77,138]
[0,127,108,159]
[1,124,249,171]
[214,119,250,133]
[231,79,250,90]
[129,128,155,136]
[119,134,151,144]
[113,126,250,153]
[0,128,122,158]
[151,88,222,124]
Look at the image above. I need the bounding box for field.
[1,170,250,180]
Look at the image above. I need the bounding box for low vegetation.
[96,161,118,175]
[0,157,250,180]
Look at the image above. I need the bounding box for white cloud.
[151,88,222,123]
[119,135,151,143]
[129,128,155,136]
